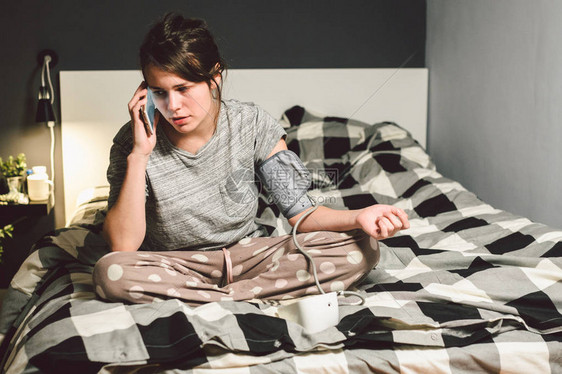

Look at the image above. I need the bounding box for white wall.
[427,0,562,229]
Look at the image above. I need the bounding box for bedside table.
[0,198,55,287]
[1,198,54,216]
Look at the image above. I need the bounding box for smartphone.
[140,89,156,135]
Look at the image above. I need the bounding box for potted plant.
[0,153,27,193]
[0,224,14,264]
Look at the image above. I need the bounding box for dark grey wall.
[0,0,426,229]
[427,0,562,229]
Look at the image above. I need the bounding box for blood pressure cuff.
[257,150,314,219]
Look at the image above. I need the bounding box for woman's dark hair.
[140,13,227,102]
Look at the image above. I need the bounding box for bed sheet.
[0,108,561,373]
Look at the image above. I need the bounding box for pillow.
[283,105,374,160]
[281,106,434,190]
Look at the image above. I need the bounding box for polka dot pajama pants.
[92,230,380,306]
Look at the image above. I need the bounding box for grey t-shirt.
[107,99,287,251]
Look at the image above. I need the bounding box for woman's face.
[144,64,218,136]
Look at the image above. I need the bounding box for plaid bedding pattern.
[1,107,561,373]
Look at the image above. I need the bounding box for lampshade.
[35,98,56,123]
[35,52,56,124]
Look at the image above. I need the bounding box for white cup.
[27,166,54,201]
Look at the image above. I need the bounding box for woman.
[93,13,409,305]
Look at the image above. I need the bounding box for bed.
[1,69,561,373]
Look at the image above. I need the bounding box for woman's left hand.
[356,204,410,240]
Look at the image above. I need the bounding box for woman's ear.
[212,63,222,86]
[212,76,221,89]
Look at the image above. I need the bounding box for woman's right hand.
[104,82,159,252]
[128,81,159,156]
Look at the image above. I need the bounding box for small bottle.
[24,169,33,195]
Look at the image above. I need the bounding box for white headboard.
[60,68,428,224]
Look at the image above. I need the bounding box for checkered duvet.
[0,107,561,373]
